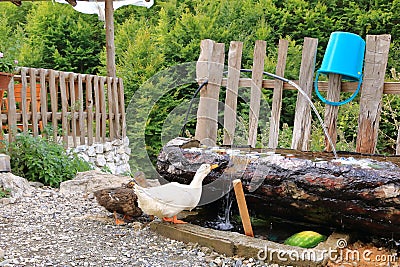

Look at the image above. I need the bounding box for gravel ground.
[0,187,272,267]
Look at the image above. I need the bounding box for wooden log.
[248,40,266,148]
[157,138,400,239]
[324,74,341,152]
[268,39,289,149]
[291,38,318,151]
[223,41,243,146]
[356,35,391,154]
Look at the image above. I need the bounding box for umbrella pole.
[105,0,116,77]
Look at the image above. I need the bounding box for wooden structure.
[195,35,394,155]
[0,67,126,147]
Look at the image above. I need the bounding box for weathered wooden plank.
[69,73,77,147]
[20,68,29,132]
[195,40,225,146]
[323,74,341,152]
[223,41,243,146]
[118,78,126,139]
[39,69,48,134]
[78,74,85,145]
[196,39,214,85]
[268,39,289,149]
[291,37,318,151]
[59,72,69,147]
[248,40,267,148]
[86,75,94,145]
[29,68,39,137]
[112,77,120,138]
[397,127,400,155]
[94,75,101,143]
[99,77,107,142]
[7,77,16,143]
[107,77,114,140]
[49,70,58,140]
[356,34,391,154]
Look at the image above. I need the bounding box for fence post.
[291,37,318,151]
[356,34,391,154]
[323,74,341,152]
[268,39,289,149]
[195,39,225,146]
[223,41,243,146]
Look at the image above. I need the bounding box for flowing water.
[288,80,338,159]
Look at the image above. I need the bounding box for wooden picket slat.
[20,68,29,132]
[49,70,58,140]
[195,40,225,146]
[94,75,101,142]
[40,69,48,133]
[223,41,243,146]
[291,37,318,151]
[78,74,85,145]
[100,77,107,142]
[323,74,341,152]
[248,40,267,148]
[86,75,94,145]
[112,77,120,138]
[69,73,77,147]
[268,39,289,149]
[7,77,16,143]
[107,77,115,140]
[356,34,391,154]
[118,78,126,139]
[59,72,69,147]
[29,68,39,137]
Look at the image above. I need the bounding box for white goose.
[134,163,218,224]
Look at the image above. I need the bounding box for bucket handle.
[314,71,362,106]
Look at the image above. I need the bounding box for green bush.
[1,133,92,187]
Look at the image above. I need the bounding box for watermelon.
[284,231,327,248]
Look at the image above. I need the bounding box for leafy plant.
[1,133,92,187]
[0,51,18,73]
[0,187,10,198]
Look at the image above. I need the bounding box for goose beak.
[210,164,219,170]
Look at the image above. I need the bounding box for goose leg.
[114,211,125,225]
[163,215,187,224]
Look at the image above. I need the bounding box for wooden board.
[69,73,77,147]
[118,78,126,139]
[195,40,225,146]
[356,34,391,154]
[100,77,107,142]
[59,72,69,147]
[29,68,39,137]
[107,77,114,140]
[323,74,341,152]
[223,41,243,146]
[49,70,58,140]
[248,40,266,148]
[291,37,318,151]
[20,68,29,132]
[268,39,289,149]
[94,75,101,143]
[78,74,85,145]
[86,75,94,145]
[40,69,48,134]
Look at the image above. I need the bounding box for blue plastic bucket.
[315,32,366,106]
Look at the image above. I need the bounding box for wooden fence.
[195,34,399,155]
[1,67,126,148]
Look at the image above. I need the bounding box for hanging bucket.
[315,32,366,106]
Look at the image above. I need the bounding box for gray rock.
[103,142,113,152]
[87,146,96,157]
[95,155,106,167]
[95,144,104,154]
[0,173,33,199]
[59,170,130,197]
[0,248,4,259]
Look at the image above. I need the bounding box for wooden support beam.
[323,74,341,152]
[356,34,391,154]
[233,179,254,237]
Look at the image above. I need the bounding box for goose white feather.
[134,164,217,220]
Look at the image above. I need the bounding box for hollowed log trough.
[157,138,400,239]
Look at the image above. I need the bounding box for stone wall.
[68,137,131,174]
